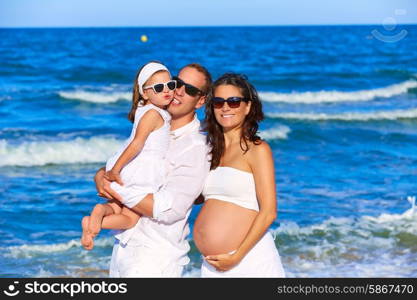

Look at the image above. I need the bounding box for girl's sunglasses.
[143,80,177,93]
[173,76,204,97]
[212,97,249,109]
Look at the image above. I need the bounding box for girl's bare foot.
[81,216,94,250]
[88,204,105,237]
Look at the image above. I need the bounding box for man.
[94,63,212,277]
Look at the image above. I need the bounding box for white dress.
[201,166,286,277]
[105,103,171,206]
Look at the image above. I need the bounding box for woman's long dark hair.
[204,73,264,170]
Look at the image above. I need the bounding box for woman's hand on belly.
[205,252,243,272]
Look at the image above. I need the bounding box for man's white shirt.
[114,115,210,266]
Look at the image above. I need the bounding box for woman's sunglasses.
[211,97,250,109]
[143,80,177,93]
[173,76,204,97]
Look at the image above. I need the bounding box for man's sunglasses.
[173,76,204,97]
[211,97,250,109]
[143,80,177,93]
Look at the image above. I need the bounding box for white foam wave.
[2,208,416,277]
[58,90,131,103]
[267,108,417,121]
[183,268,201,278]
[274,207,417,277]
[35,267,54,277]
[3,237,114,259]
[0,136,121,166]
[276,207,417,240]
[259,125,291,140]
[260,80,417,104]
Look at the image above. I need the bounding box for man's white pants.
[109,239,184,277]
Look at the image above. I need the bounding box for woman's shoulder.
[245,139,272,161]
[247,138,271,151]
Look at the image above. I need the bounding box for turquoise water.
[1,25,417,277]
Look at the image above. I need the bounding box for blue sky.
[0,0,416,27]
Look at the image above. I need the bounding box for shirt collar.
[170,114,201,140]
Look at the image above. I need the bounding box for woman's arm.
[206,141,277,271]
[105,109,164,185]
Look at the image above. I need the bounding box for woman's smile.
[220,113,235,118]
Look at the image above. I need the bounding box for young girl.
[81,61,176,250]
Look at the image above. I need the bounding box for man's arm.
[120,143,209,224]
[128,193,154,216]
[96,167,149,208]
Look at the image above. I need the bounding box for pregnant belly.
[193,199,258,256]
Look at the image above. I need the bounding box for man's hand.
[104,169,124,186]
[94,167,118,200]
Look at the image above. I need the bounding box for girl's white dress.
[105,103,171,207]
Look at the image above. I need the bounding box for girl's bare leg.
[88,202,121,236]
[101,206,141,230]
[81,202,122,250]
[81,216,94,250]
[107,201,123,214]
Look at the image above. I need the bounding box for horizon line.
[1,23,417,29]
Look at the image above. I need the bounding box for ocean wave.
[259,125,291,140]
[267,108,417,121]
[2,208,416,277]
[260,80,417,104]
[276,207,417,242]
[58,90,131,103]
[0,137,121,166]
[3,237,114,259]
[274,207,417,277]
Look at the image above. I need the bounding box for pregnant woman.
[193,73,285,277]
